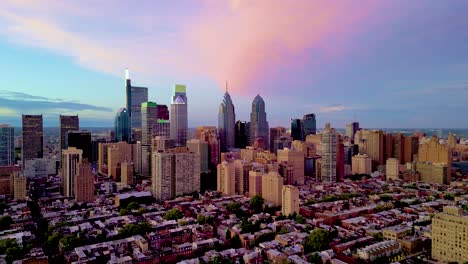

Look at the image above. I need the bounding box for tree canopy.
[250,195,264,213]
[304,229,331,253]
[164,208,184,221]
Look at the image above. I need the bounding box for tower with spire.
[218,82,236,152]
[124,68,148,137]
[250,94,269,149]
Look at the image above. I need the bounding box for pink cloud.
[0,1,385,94]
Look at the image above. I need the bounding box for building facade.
[125,70,149,132]
[75,159,94,203]
[62,147,83,197]
[114,108,130,143]
[59,115,79,151]
[22,115,43,166]
[282,185,299,216]
[262,171,283,206]
[321,123,337,182]
[0,125,14,166]
[218,91,236,152]
[250,95,269,149]
[170,85,188,146]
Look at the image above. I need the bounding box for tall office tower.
[218,90,236,152]
[217,161,236,196]
[13,172,26,200]
[416,136,451,184]
[385,133,394,161]
[74,159,94,203]
[156,104,170,120]
[270,126,286,152]
[393,133,405,164]
[114,108,130,142]
[187,139,209,173]
[125,69,148,132]
[386,158,399,180]
[67,131,92,161]
[282,185,299,216]
[345,122,359,141]
[22,115,43,166]
[235,121,250,149]
[321,123,337,182]
[91,138,106,167]
[432,206,468,263]
[0,125,14,166]
[152,136,175,152]
[262,171,283,206]
[59,115,79,151]
[141,102,158,177]
[277,148,304,185]
[352,154,372,175]
[302,113,316,136]
[403,136,419,164]
[98,142,136,176]
[366,130,385,167]
[250,95,269,149]
[196,126,220,168]
[62,147,82,197]
[291,119,304,141]
[170,84,188,146]
[152,147,200,201]
[233,159,252,195]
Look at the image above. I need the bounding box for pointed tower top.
[125,68,130,80]
[225,80,228,93]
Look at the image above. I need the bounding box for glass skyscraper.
[250,94,269,149]
[0,124,14,166]
[291,119,304,141]
[22,115,43,166]
[218,91,236,152]
[67,131,92,161]
[125,70,148,132]
[114,108,130,142]
[170,84,188,146]
[60,115,79,151]
[302,113,316,136]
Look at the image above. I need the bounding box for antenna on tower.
[125,68,130,80]
[225,80,228,93]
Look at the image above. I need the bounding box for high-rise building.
[13,172,26,200]
[170,84,188,146]
[262,171,283,206]
[0,125,14,166]
[74,159,94,203]
[187,139,209,173]
[366,130,385,167]
[321,123,337,182]
[270,127,286,152]
[248,170,263,197]
[121,162,134,186]
[125,69,148,132]
[233,159,252,195]
[352,154,372,175]
[432,206,468,263]
[250,95,269,149]
[417,136,451,184]
[196,126,220,168]
[393,133,405,164]
[114,108,130,142]
[22,115,43,166]
[98,142,136,177]
[91,138,106,167]
[217,161,236,196]
[62,147,82,197]
[386,158,399,180]
[218,90,236,152]
[235,121,250,149]
[141,102,158,178]
[403,136,419,164]
[59,115,79,151]
[67,131,92,161]
[302,113,317,136]
[277,148,304,185]
[152,147,200,201]
[282,185,299,216]
[291,119,304,141]
[345,122,359,141]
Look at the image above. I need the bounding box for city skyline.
[1,1,468,128]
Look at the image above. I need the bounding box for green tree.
[444,193,455,201]
[304,229,331,253]
[197,214,213,225]
[295,215,306,224]
[380,194,392,202]
[250,195,264,213]
[119,209,129,216]
[164,208,184,220]
[308,253,322,264]
[240,218,261,234]
[127,202,140,211]
[0,216,13,231]
[5,245,21,264]
[60,235,81,252]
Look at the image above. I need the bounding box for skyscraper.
[59,115,79,151]
[321,123,337,182]
[277,148,305,185]
[269,126,286,152]
[302,113,316,136]
[282,185,299,216]
[187,139,209,173]
[235,121,250,149]
[74,159,94,203]
[114,108,130,142]
[22,115,43,166]
[62,147,82,197]
[218,89,236,152]
[345,121,359,141]
[217,161,236,196]
[0,125,14,166]
[250,95,269,149]
[291,119,304,141]
[67,131,92,161]
[125,69,148,132]
[170,84,188,146]
[141,102,158,177]
[262,171,283,206]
